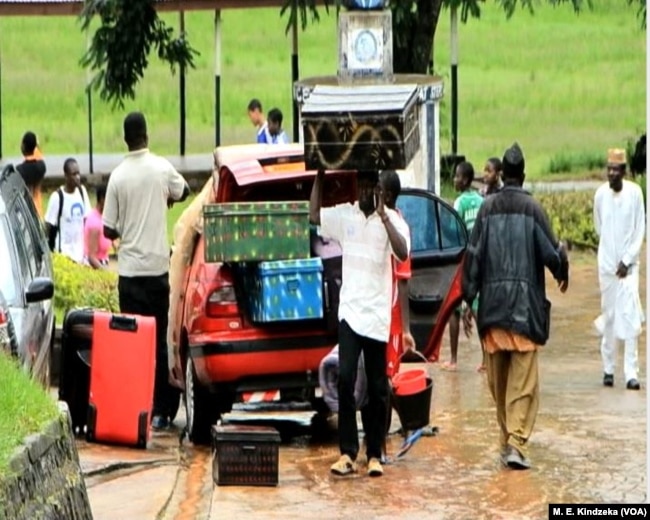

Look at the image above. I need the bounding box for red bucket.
[392,368,427,396]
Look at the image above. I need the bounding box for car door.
[8,197,45,372]
[395,188,468,356]
[16,193,53,369]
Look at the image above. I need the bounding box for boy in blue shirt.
[258,108,289,145]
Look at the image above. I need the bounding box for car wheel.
[167,389,181,423]
[184,357,218,445]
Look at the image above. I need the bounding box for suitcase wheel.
[137,412,149,449]
[86,404,97,442]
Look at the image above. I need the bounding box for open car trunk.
[218,169,355,337]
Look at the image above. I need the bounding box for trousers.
[118,273,180,418]
[486,349,539,456]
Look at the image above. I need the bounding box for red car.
[169,145,466,443]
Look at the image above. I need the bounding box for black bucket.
[391,377,433,431]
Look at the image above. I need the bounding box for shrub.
[534,190,598,250]
[52,253,119,315]
[546,151,606,175]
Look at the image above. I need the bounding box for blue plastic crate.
[246,258,324,322]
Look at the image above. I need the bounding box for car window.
[397,194,440,253]
[439,203,466,249]
[16,196,44,273]
[10,202,37,280]
[397,192,467,253]
[0,216,19,304]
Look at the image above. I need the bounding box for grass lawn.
[0,353,58,478]
[0,0,644,178]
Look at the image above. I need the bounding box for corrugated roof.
[301,84,419,114]
[0,0,288,15]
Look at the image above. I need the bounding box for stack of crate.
[202,201,324,322]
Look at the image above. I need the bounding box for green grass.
[0,352,58,478]
[0,1,644,178]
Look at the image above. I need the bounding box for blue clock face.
[353,30,379,64]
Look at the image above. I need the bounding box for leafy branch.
[80,0,199,109]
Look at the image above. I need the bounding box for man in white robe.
[593,148,645,390]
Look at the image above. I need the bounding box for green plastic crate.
[203,201,310,263]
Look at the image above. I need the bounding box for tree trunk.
[392,0,444,74]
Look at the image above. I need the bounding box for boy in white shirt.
[45,158,90,263]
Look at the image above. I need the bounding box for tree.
[80,0,198,109]
[282,0,591,75]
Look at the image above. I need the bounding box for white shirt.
[103,149,187,277]
[320,203,410,342]
[45,185,90,263]
[594,179,645,274]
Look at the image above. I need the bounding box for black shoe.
[603,373,614,387]
[626,378,641,390]
[504,445,531,470]
[151,415,170,430]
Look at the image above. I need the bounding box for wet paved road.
[76,251,646,519]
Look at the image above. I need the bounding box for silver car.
[0,165,55,387]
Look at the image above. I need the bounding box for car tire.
[167,388,181,423]
[184,357,219,445]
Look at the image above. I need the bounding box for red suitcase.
[86,312,156,448]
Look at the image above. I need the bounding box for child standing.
[442,161,483,371]
[480,157,503,197]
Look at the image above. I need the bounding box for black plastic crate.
[212,425,281,487]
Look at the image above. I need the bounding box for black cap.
[502,142,525,178]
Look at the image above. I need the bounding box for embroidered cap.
[607,148,627,166]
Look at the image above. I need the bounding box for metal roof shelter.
[0,0,302,170]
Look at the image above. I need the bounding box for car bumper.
[189,333,336,386]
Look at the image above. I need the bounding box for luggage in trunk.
[243,258,324,322]
[203,201,310,263]
[310,230,342,334]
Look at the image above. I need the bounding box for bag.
[48,186,87,252]
[310,229,342,334]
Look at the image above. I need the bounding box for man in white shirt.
[103,112,190,430]
[44,158,90,263]
[310,169,410,478]
[593,148,645,391]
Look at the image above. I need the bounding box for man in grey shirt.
[103,112,190,430]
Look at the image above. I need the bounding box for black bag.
[310,230,343,334]
[58,308,93,435]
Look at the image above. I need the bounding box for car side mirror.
[25,277,54,304]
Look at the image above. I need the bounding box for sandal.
[441,361,457,372]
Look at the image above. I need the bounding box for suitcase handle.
[109,315,138,332]
[286,278,300,293]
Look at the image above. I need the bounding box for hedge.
[52,253,119,316]
[534,177,645,251]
